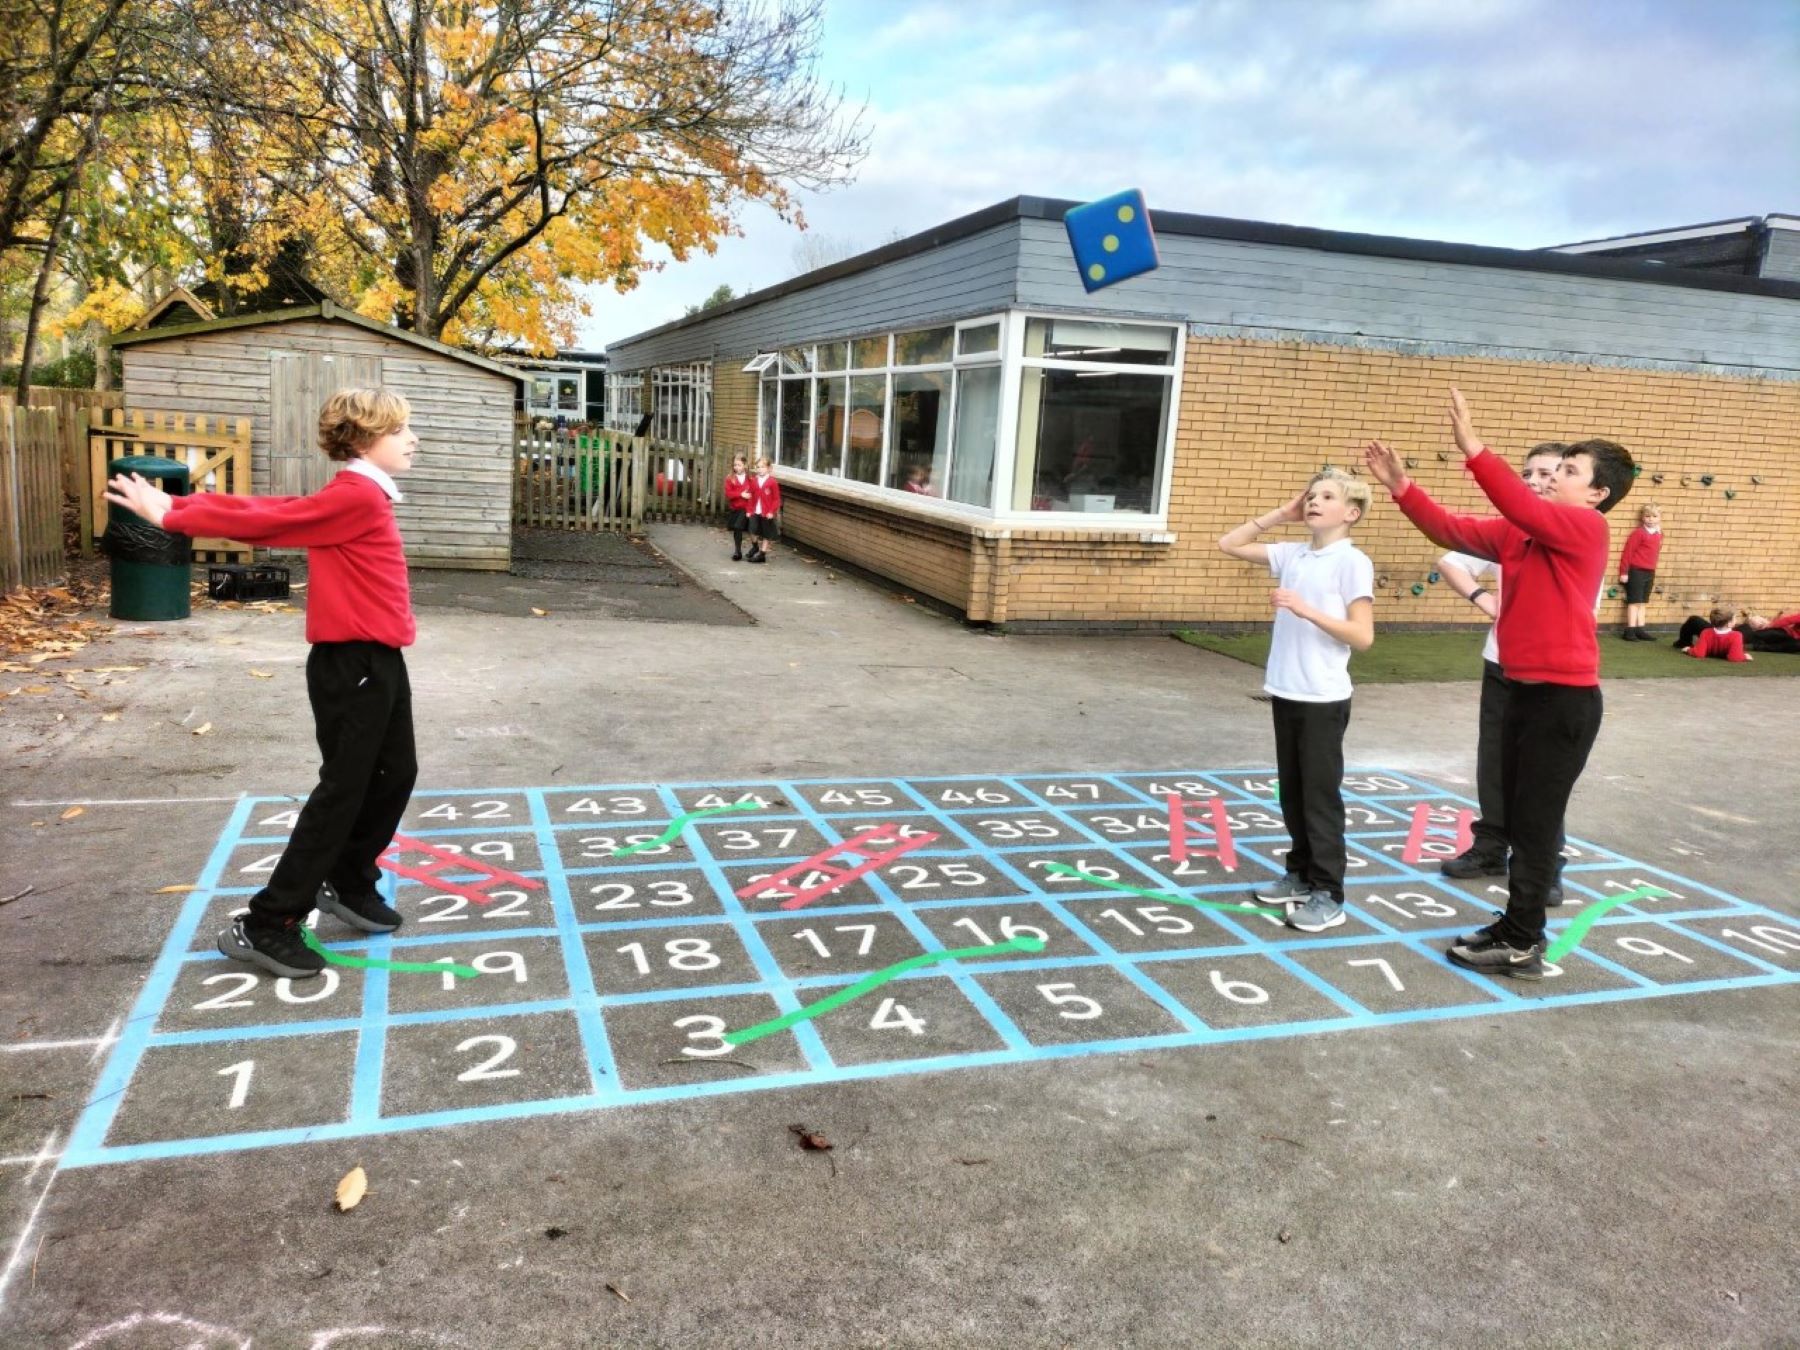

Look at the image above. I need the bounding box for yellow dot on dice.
[1103,234,1120,252]
[1117,204,1135,223]
[1087,263,1106,281]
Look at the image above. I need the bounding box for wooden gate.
[1,406,64,590]
[513,422,727,532]
[86,409,254,560]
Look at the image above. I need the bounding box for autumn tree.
[198,0,865,353]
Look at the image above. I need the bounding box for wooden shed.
[108,301,523,570]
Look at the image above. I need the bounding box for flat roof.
[110,301,526,383]
[609,196,1800,354]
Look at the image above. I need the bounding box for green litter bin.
[104,455,192,621]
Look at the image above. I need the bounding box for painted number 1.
[216,1059,254,1109]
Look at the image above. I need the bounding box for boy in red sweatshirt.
[1364,390,1635,978]
[104,388,420,979]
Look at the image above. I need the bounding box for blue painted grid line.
[65,770,1800,1169]
[345,866,394,1123]
[656,783,835,1071]
[529,786,618,1098]
[893,774,1213,1037]
[68,965,1799,1169]
[65,795,258,1163]
[774,780,1033,1055]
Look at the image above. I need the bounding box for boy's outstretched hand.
[1449,387,1482,459]
[1362,440,1410,495]
[104,472,174,528]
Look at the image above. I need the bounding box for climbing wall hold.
[1411,583,1425,597]
[1724,489,1737,500]
[1651,473,1665,485]
[1699,474,1715,487]
[1607,586,1620,599]
[1427,570,1440,584]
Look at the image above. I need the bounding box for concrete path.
[0,521,1793,1347]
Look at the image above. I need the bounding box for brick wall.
[706,338,1800,628]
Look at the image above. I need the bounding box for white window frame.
[649,362,712,447]
[605,372,645,431]
[750,310,1179,528]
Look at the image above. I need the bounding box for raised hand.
[103,472,174,528]
[1448,387,1481,459]
[1273,488,1308,523]
[1361,440,1409,493]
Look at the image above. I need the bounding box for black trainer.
[1441,846,1508,879]
[1546,881,1565,907]
[317,881,402,933]
[1459,918,1504,945]
[1446,933,1545,980]
[218,916,324,979]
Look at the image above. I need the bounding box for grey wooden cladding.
[1012,220,1800,373]
[608,215,1800,379]
[118,314,519,569]
[607,222,1024,370]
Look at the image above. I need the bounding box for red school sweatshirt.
[1619,526,1663,573]
[1394,449,1609,686]
[162,470,416,648]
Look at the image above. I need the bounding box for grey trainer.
[1287,891,1347,933]
[1252,873,1311,904]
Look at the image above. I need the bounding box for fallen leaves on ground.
[59,806,83,820]
[787,1123,832,1151]
[530,607,549,617]
[249,670,274,679]
[335,1166,368,1211]
[0,581,111,660]
[156,884,196,894]
[191,722,212,736]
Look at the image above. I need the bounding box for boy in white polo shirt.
[1218,467,1375,932]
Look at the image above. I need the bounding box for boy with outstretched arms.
[1435,442,1569,904]
[1364,391,1635,977]
[104,388,421,979]
[1218,467,1375,933]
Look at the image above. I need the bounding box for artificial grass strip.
[1174,630,1800,683]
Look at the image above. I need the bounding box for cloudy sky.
[576,0,1799,348]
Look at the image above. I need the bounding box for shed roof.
[108,300,526,384]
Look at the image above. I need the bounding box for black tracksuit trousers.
[248,641,417,930]
[1271,696,1351,901]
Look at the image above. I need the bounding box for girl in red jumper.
[723,454,753,561]
[1618,504,1663,640]
[104,388,420,979]
[747,455,781,564]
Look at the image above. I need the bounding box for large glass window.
[650,363,711,446]
[779,377,810,466]
[604,373,644,430]
[889,369,949,495]
[813,374,848,476]
[949,364,1000,508]
[847,374,885,484]
[748,311,1172,520]
[1012,318,1175,514]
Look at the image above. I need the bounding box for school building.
[603,200,1800,629]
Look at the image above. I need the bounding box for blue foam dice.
[1064,189,1159,292]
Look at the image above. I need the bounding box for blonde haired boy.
[1218,467,1376,932]
[106,388,422,978]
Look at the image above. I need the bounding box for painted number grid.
[63,769,1800,1167]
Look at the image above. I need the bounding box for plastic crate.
[207,564,291,601]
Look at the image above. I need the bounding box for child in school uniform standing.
[104,388,421,979]
[1218,467,1376,933]
[723,454,753,561]
[746,455,781,564]
[1618,504,1663,640]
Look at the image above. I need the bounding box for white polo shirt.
[1264,538,1374,703]
[1443,551,1502,665]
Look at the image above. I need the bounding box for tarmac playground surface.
[2,522,1796,1347]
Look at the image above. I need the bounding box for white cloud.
[578,0,1799,348]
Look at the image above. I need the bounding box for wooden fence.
[86,408,254,561]
[513,422,728,532]
[0,387,125,546]
[1,406,64,591]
